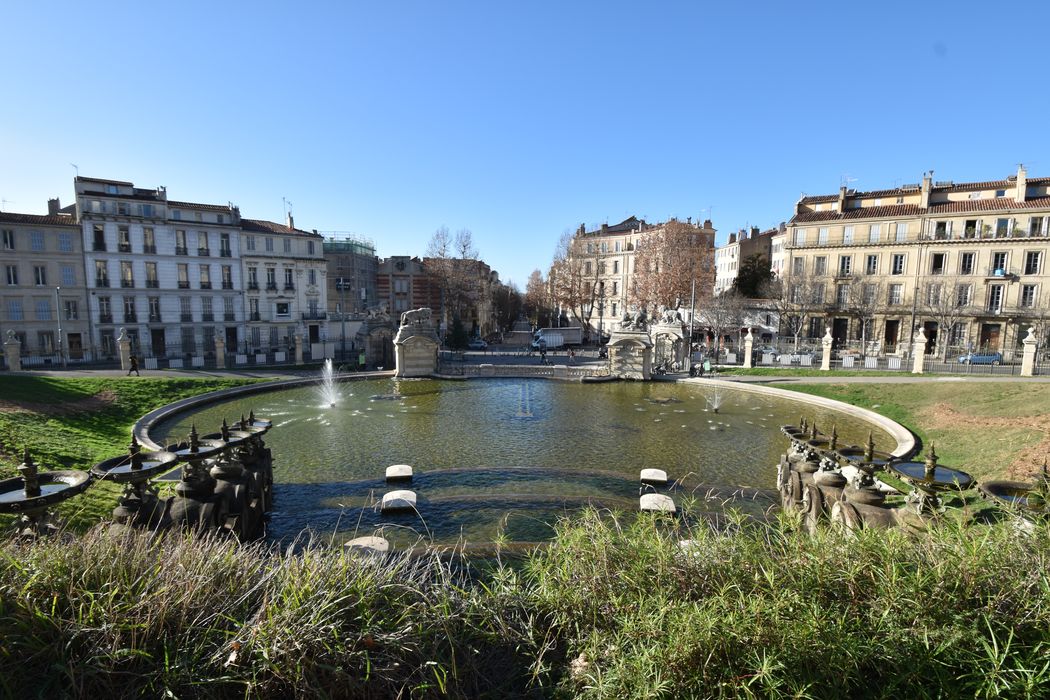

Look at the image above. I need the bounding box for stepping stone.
[344,536,390,556]
[386,464,413,482]
[639,493,676,513]
[381,490,417,513]
[640,468,668,485]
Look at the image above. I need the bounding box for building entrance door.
[980,323,1002,351]
[831,318,849,347]
[150,329,166,357]
[923,321,938,355]
[225,327,238,350]
[883,320,900,350]
[67,333,83,360]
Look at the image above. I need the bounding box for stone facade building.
[784,166,1050,357]
[0,204,88,365]
[324,235,378,316]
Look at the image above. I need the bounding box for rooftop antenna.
[282,197,293,219]
[0,199,11,212]
[71,163,79,177]
[840,174,857,188]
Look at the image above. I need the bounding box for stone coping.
[137,370,916,463]
[678,377,917,459]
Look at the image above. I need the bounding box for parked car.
[467,339,488,351]
[958,351,1002,365]
[755,345,779,359]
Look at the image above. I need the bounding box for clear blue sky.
[4,1,1049,287]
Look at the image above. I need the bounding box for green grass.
[780,382,1050,481]
[0,376,261,527]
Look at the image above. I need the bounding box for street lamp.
[597,280,606,345]
[55,286,67,368]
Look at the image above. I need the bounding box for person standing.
[127,355,140,376]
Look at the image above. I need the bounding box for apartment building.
[714,225,777,294]
[0,202,89,364]
[560,216,716,329]
[240,216,328,351]
[785,166,1050,356]
[324,235,378,316]
[76,177,244,359]
[376,256,440,319]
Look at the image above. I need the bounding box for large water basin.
[154,378,893,545]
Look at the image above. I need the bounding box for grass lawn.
[782,381,1050,481]
[0,375,261,527]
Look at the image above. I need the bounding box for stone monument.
[650,307,687,372]
[394,307,440,377]
[3,330,21,372]
[606,309,653,380]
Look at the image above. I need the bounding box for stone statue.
[620,311,634,330]
[399,308,432,327]
[366,302,390,320]
[660,308,682,325]
[632,309,649,331]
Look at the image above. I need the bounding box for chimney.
[838,186,847,211]
[687,216,692,225]
[751,226,760,238]
[578,223,585,235]
[920,171,932,209]
[1016,164,1028,203]
[286,212,295,229]
[728,232,737,244]
[47,198,61,215]
[601,223,608,233]
[703,219,713,229]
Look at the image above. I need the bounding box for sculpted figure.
[400,308,432,327]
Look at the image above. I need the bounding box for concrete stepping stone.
[344,536,390,556]
[381,490,417,513]
[640,468,668,485]
[639,493,676,513]
[386,464,413,482]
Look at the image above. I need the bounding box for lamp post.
[597,280,606,345]
[55,286,67,367]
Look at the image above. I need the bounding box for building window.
[248,267,258,288]
[992,252,1008,275]
[933,221,952,240]
[120,261,134,287]
[64,300,78,320]
[118,226,131,252]
[960,252,975,275]
[814,257,827,276]
[265,237,274,252]
[895,222,908,242]
[957,284,972,307]
[792,258,804,275]
[177,263,190,289]
[863,284,877,305]
[888,284,903,305]
[175,229,187,255]
[4,265,17,285]
[95,261,109,287]
[283,238,291,253]
[35,299,52,320]
[61,265,76,286]
[145,262,158,288]
[181,328,196,355]
[988,284,1004,312]
[613,260,619,274]
[817,228,829,245]
[308,240,315,255]
[1021,285,1038,308]
[838,255,852,276]
[275,302,290,317]
[794,228,806,246]
[843,226,854,245]
[93,224,106,251]
[836,284,849,306]
[30,231,44,251]
[308,269,316,285]
[143,227,156,253]
[197,232,210,256]
[1029,217,1047,237]
[811,283,825,304]
[868,224,880,243]
[220,233,231,256]
[995,218,1011,238]
[930,253,946,275]
[98,296,112,322]
[180,296,193,322]
[148,297,161,322]
[585,261,592,275]
[199,265,212,289]
[221,265,233,289]
[1025,251,1041,275]
[246,235,256,251]
[223,296,234,318]
[7,299,23,320]
[284,268,294,290]
[1,229,13,249]
[865,254,878,275]
[266,268,276,289]
[925,282,942,305]
[34,266,48,285]
[57,232,72,252]
[891,254,905,275]
[964,219,980,238]
[201,297,213,321]
[123,296,136,323]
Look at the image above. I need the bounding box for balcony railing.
[202,313,214,322]
[222,282,233,290]
[175,246,188,256]
[181,313,193,322]
[99,314,113,324]
[284,283,295,291]
[266,283,278,291]
[149,314,162,323]
[93,241,106,252]
[118,243,132,253]
[200,281,212,289]
[146,279,159,288]
[250,312,261,321]
[197,248,210,256]
[302,312,327,321]
[121,279,135,288]
[224,312,236,321]
[220,249,232,258]
[124,313,137,323]
[247,281,259,290]
[143,244,157,254]
[985,267,1018,279]
[96,277,110,288]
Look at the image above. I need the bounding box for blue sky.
[4,1,1049,287]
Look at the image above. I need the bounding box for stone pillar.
[117,327,132,372]
[743,328,754,369]
[1021,326,1037,377]
[820,327,833,371]
[394,309,440,377]
[911,329,927,374]
[3,330,22,372]
[214,336,226,369]
[294,333,304,365]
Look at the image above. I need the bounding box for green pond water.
[154,378,894,546]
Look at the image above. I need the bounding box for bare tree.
[631,219,713,312]
[921,277,977,360]
[524,269,552,326]
[549,229,603,330]
[425,226,482,327]
[697,290,747,352]
[845,277,884,354]
[761,275,822,351]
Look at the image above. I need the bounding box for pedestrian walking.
[127,355,140,376]
[569,348,575,364]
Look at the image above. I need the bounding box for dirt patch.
[0,389,118,417]
[920,402,1050,480]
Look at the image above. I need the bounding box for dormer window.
[996,189,1006,198]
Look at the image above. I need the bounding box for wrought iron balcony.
[247,281,259,290]
[178,281,190,289]
[175,246,188,256]
[199,281,212,289]
[197,247,210,257]
[146,279,159,288]
[121,279,135,288]
[96,277,110,288]
[302,312,327,320]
